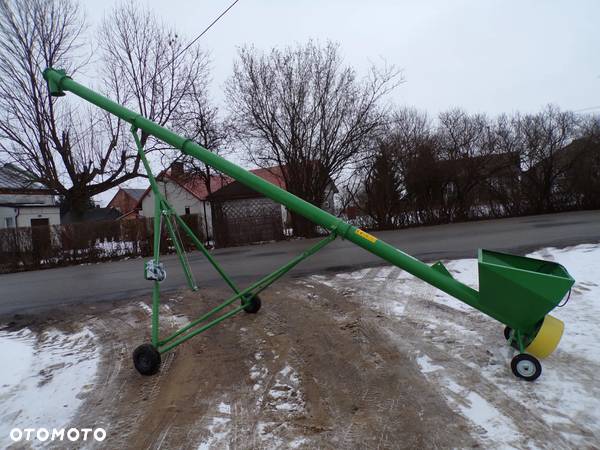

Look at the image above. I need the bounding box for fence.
[0,214,204,274]
[211,198,285,248]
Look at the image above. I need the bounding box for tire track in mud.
[309,264,599,448]
[280,279,477,449]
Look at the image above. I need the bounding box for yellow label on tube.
[355,229,377,244]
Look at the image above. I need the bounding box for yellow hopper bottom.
[525,315,564,359]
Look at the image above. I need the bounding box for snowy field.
[310,243,600,448]
[0,327,99,447]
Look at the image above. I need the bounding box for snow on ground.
[137,300,191,329]
[197,413,232,450]
[0,327,100,447]
[95,239,137,257]
[310,243,600,448]
[196,347,306,449]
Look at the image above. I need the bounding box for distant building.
[61,207,121,224]
[136,161,337,244]
[522,138,600,211]
[405,150,521,211]
[136,162,231,239]
[207,165,337,246]
[0,163,60,229]
[107,188,146,220]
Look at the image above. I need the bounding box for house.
[405,150,521,216]
[0,163,60,229]
[439,152,521,204]
[136,162,231,239]
[522,138,600,211]
[107,188,146,219]
[137,161,337,244]
[207,165,338,246]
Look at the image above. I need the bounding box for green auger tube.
[43,68,575,381]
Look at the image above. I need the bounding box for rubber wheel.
[133,343,161,376]
[511,353,542,381]
[242,294,261,314]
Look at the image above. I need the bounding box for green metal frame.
[131,125,337,354]
[43,68,575,356]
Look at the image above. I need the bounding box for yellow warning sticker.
[355,229,378,244]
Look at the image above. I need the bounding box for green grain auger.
[43,68,575,382]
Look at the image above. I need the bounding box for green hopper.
[43,68,576,382]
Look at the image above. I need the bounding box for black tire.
[242,294,261,314]
[133,343,161,376]
[503,326,512,341]
[511,353,542,381]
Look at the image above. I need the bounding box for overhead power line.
[174,0,241,62]
[147,0,242,87]
[573,105,600,113]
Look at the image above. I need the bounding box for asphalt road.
[1,210,598,315]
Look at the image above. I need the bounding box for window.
[184,206,191,215]
[5,217,14,228]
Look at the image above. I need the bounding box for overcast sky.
[84,0,599,204]
[86,0,600,116]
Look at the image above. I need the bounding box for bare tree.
[515,105,578,213]
[384,108,433,223]
[435,108,492,220]
[0,0,140,214]
[477,114,523,216]
[169,79,229,243]
[171,78,228,196]
[348,108,432,228]
[99,2,211,150]
[226,40,401,236]
[362,142,403,230]
[562,113,600,210]
[388,107,432,156]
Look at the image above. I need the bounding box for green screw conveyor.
[43,68,575,382]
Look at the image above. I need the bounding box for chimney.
[171,161,184,177]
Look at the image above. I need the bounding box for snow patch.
[217,402,231,415]
[197,416,231,450]
[0,327,100,447]
[416,354,443,373]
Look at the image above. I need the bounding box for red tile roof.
[172,173,233,200]
[248,166,286,189]
[134,165,287,208]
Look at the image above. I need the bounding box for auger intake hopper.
[478,249,575,334]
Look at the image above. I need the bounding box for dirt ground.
[2,253,599,449]
[2,282,476,449]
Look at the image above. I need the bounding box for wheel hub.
[516,360,536,377]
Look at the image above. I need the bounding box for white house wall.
[0,205,61,229]
[16,207,61,228]
[0,206,15,228]
[140,180,214,238]
[0,191,60,228]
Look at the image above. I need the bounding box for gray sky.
[84,0,599,204]
[86,0,600,116]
